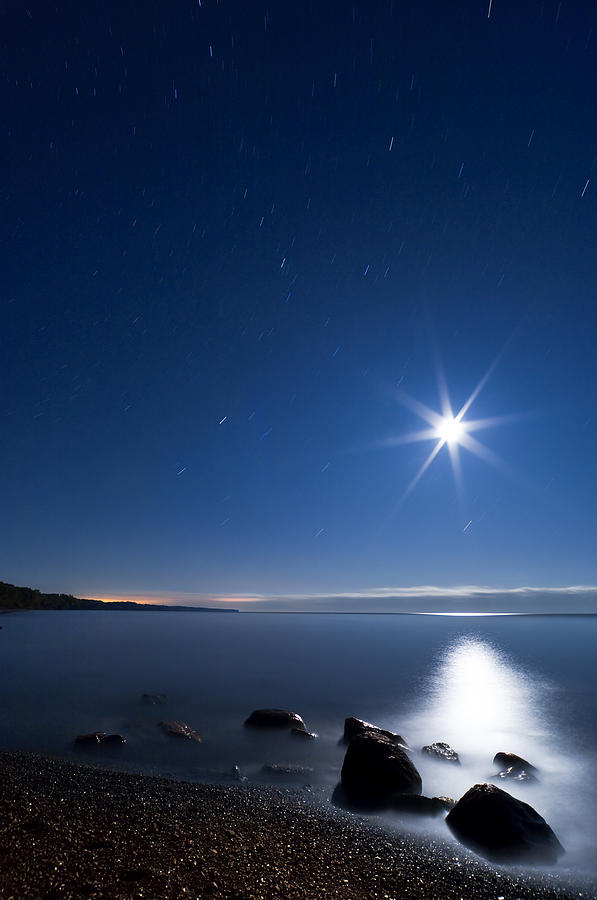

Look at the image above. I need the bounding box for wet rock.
[142,692,166,705]
[262,764,314,776]
[392,794,454,817]
[493,752,538,783]
[494,766,538,784]
[231,765,246,782]
[244,709,306,730]
[446,783,564,864]
[158,720,201,742]
[291,728,318,739]
[103,733,126,744]
[341,733,422,807]
[343,716,408,748]
[493,751,537,774]
[74,732,107,745]
[421,741,460,764]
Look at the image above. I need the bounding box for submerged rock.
[343,717,408,748]
[103,733,126,744]
[244,709,306,730]
[392,794,454,817]
[158,720,201,742]
[446,783,564,864]
[142,693,167,705]
[421,741,460,764]
[341,733,422,807]
[74,732,107,745]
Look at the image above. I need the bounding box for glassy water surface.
[1,611,596,881]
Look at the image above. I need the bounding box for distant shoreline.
[3,607,597,617]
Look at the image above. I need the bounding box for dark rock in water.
[421,741,460,764]
[493,752,538,783]
[262,764,314,776]
[341,733,422,807]
[493,752,537,774]
[74,732,107,745]
[291,727,318,740]
[244,709,306,730]
[103,733,126,744]
[494,766,538,784]
[142,692,166,705]
[158,720,201,742]
[446,783,564,864]
[343,716,408,748]
[231,765,246,782]
[392,794,454,817]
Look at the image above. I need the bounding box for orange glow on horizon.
[92,594,262,606]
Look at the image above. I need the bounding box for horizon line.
[90,583,597,611]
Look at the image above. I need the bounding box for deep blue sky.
[1,0,596,603]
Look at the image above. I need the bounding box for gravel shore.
[0,750,592,899]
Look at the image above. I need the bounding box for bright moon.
[437,416,464,445]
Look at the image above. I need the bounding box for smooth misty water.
[1,611,597,882]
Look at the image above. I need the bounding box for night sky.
[2,1,596,605]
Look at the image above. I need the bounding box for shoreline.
[0,750,591,899]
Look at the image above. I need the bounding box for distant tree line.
[0,581,104,610]
[0,581,236,612]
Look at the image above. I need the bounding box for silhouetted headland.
[0,581,237,612]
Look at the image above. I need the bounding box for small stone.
[158,720,201,742]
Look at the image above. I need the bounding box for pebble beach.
[0,750,592,900]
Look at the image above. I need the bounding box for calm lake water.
[1,611,596,883]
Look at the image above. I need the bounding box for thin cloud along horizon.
[92,585,597,614]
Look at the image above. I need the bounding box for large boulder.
[446,783,564,864]
[343,716,408,747]
[341,733,422,806]
[244,709,306,730]
[421,741,460,764]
